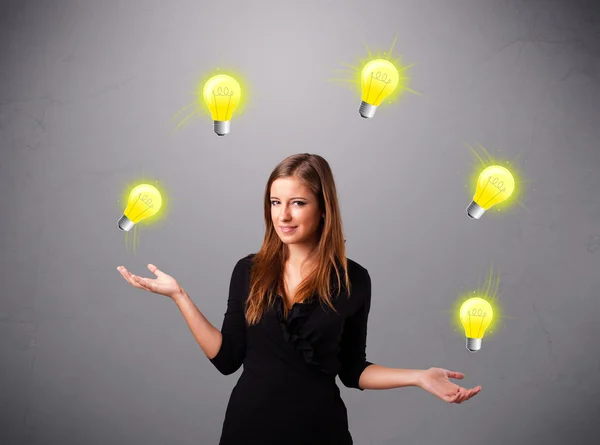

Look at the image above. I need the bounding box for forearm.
[173,290,223,359]
[358,364,424,390]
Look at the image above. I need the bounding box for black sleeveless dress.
[209,254,373,444]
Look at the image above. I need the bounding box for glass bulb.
[459,297,494,352]
[202,74,241,136]
[467,165,515,219]
[118,184,162,231]
[359,59,399,118]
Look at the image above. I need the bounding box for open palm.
[117,264,183,300]
[419,367,481,404]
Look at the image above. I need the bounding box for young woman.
[117,153,481,444]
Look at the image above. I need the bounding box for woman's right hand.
[117,264,184,301]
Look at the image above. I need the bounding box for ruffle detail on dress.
[273,260,346,370]
[274,295,318,365]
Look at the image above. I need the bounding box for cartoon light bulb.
[202,74,241,136]
[459,297,493,352]
[359,58,399,118]
[467,165,515,219]
[118,184,162,231]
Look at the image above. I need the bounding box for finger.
[454,389,469,404]
[132,275,157,292]
[453,387,468,401]
[445,389,461,403]
[118,266,133,278]
[447,393,460,403]
[121,269,153,292]
[462,391,475,403]
[447,370,465,380]
[463,387,479,401]
[128,274,150,291]
[461,389,472,403]
[118,267,143,289]
[148,264,165,277]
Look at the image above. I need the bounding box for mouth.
[279,226,297,233]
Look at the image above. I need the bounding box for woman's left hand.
[417,367,481,404]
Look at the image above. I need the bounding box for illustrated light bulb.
[467,165,515,219]
[459,297,493,352]
[202,74,241,136]
[117,184,162,231]
[359,58,399,119]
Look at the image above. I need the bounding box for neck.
[284,243,318,271]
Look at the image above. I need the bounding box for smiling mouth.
[280,226,297,232]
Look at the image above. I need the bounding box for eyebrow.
[270,197,308,200]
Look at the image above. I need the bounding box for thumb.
[148,264,165,277]
[447,370,465,380]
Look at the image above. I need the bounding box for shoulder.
[233,253,257,272]
[343,258,371,310]
[240,253,256,264]
[229,253,256,277]
[227,254,257,293]
[345,257,370,283]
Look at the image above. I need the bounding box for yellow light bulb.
[359,58,399,118]
[459,297,494,352]
[467,165,515,219]
[202,74,241,136]
[117,184,162,231]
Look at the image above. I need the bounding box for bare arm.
[173,290,222,360]
[117,259,248,375]
[180,257,250,375]
[357,365,481,404]
[358,364,422,390]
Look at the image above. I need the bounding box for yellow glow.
[360,59,399,106]
[124,184,162,223]
[466,143,532,213]
[202,74,241,121]
[329,33,419,107]
[460,297,493,339]
[473,165,515,210]
[117,178,170,254]
[171,67,250,133]
[447,265,513,351]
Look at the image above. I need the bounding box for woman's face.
[270,176,323,247]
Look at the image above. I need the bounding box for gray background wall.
[1,0,599,444]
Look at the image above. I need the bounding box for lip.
[280,226,297,233]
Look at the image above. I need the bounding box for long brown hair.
[245,153,351,326]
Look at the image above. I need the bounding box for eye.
[270,200,306,206]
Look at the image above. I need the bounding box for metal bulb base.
[466,201,485,219]
[359,101,377,118]
[466,337,482,352]
[214,120,230,136]
[118,215,134,231]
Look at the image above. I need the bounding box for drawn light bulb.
[117,184,162,231]
[467,165,515,219]
[459,297,493,352]
[358,58,399,119]
[202,74,241,136]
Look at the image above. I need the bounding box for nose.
[278,205,292,222]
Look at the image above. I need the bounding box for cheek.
[297,214,319,228]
